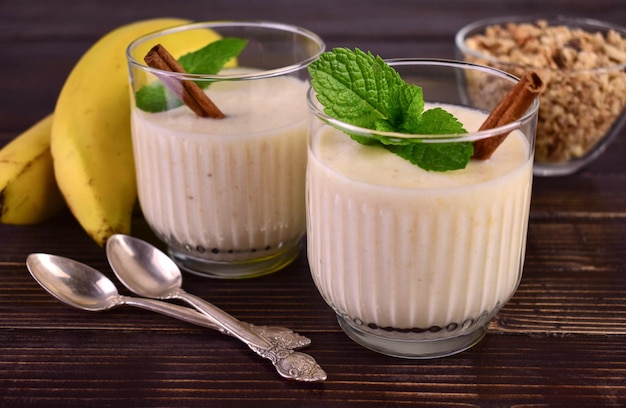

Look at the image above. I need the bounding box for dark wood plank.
[1,330,624,407]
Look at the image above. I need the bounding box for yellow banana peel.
[51,18,221,246]
[0,114,66,224]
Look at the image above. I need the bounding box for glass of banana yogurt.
[127,21,324,278]
[306,59,539,358]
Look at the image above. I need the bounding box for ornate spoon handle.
[119,295,311,349]
[245,323,311,350]
[173,289,327,382]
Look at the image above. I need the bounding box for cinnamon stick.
[472,71,545,160]
[144,44,225,118]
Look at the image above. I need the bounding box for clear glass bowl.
[455,15,626,176]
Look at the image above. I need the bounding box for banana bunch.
[0,18,221,245]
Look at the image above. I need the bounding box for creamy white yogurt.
[306,104,532,344]
[132,73,308,271]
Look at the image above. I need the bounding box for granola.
[462,19,626,163]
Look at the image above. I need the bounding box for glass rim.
[126,20,325,81]
[307,58,540,143]
[455,14,626,74]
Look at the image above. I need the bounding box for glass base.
[168,240,301,279]
[337,314,487,359]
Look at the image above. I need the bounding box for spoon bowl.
[26,253,227,326]
[105,236,182,298]
[106,234,274,345]
[27,253,120,311]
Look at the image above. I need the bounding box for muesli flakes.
[464,20,626,163]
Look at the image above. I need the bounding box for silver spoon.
[105,234,327,382]
[25,253,308,350]
[101,238,311,350]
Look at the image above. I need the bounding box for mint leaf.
[387,142,474,172]
[308,48,471,172]
[178,37,248,81]
[135,82,183,112]
[308,48,407,131]
[136,37,247,113]
[413,107,466,135]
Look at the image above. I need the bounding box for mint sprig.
[308,48,472,171]
[136,37,248,113]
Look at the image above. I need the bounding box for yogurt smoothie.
[306,103,533,357]
[132,72,309,277]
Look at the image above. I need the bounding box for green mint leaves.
[136,37,248,113]
[308,48,472,171]
[177,37,247,76]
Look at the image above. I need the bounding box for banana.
[0,114,66,224]
[51,18,221,246]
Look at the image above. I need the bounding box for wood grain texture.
[1,1,626,406]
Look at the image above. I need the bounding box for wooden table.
[2,1,625,406]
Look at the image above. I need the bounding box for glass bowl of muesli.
[455,15,626,176]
